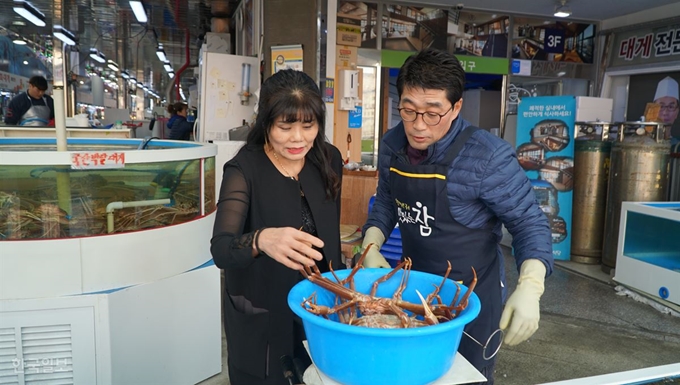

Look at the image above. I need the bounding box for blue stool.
[368,196,402,267]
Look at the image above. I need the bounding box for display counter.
[614,202,680,307]
[0,138,221,385]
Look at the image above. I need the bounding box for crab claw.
[416,289,438,325]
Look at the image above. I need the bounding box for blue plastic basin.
[288,268,481,385]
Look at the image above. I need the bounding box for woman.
[210,69,344,385]
[166,102,194,140]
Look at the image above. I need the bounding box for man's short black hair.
[396,48,466,107]
[29,76,48,91]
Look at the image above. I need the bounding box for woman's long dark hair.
[247,69,340,200]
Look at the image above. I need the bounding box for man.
[4,76,54,126]
[653,76,679,142]
[361,48,553,383]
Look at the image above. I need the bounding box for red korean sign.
[611,23,680,67]
[71,152,126,169]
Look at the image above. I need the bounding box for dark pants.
[475,359,497,385]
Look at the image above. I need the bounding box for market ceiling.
[410,0,679,21]
[1,0,240,92]
[2,0,677,90]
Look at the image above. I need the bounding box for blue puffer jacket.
[364,117,554,283]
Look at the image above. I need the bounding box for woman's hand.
[257,227,324,270]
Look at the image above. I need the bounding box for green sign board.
[380,50,509,75]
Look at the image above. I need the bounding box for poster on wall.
[511,18,596,64]
[271,45,303,74]
[626,72,680,141]
[451,11,509,58]
[382,5,447,51]
[516,96,576,261]
[338,1,378,48]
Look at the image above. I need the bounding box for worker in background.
[3,76,54,126]
[652,76,679,144]
[166,101,194,140]
[360,48,553,384]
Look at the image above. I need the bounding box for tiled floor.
[198,247,680,385]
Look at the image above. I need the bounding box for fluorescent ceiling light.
[121,70,130,79]
[156,46,167,62]
[12,0,45,27]
[168,71,175,79]
[129,1,148,23]
[13,38,26,45]
[136,80,144,87]
[107,60,119,72]
[163,61,173,72]
[89,48,106,63]
[53,25,77,46]
[554,1,571,17]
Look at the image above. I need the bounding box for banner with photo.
[451,11,509,58]
[382,5,447,51]
[626,72,680,141]
[516,96,576,261]
[511,18,596,64]
[338,1,379,49]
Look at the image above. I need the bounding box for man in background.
[653,76,679,143]
[3,76,54,126]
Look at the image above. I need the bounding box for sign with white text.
[516,96,576,261]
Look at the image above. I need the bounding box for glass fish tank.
[0,138,217,240]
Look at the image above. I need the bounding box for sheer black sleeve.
[210,160,257,269]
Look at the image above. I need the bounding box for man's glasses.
[659,103,679,112]
[397,106,453,126]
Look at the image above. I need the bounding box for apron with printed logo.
[389,126,502,372]
[20,94,51,126]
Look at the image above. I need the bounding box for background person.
[360,48,553,384]
[210,69,344,385]
[652,76,679,143]
[166,102,194,140]
[3,76,54,126]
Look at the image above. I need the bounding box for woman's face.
[177,107,188,117]
[267,115,319,162]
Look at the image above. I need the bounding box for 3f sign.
[547,35,562,47]
[544,29,565,53]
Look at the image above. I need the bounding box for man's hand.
[360,227,391,268]
[499,259,546,346]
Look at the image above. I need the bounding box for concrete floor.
[199,247,680,385]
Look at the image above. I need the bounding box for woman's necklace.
[270,148,305,196]
[271,149,301,180]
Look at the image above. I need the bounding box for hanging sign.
[348,106,362,128]
[543,29,566,53]
[515,96,576,261]
[0,71,30,93]
[611,22,680,67]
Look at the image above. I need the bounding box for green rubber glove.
[499,259,547,346]
[360,227,391,268]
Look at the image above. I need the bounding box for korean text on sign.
[71,152,126,169]
[619,29,680,60]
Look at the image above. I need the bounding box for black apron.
[389,126,502,372]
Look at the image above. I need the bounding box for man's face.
[656,96,679,125]
[28,84,46,99]
[399,86,462,150]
